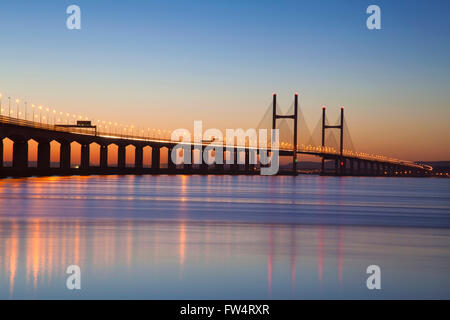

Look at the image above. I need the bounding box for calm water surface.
[0,175,449,299]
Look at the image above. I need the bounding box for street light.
[38,106,43,123]
[15,99,20,118]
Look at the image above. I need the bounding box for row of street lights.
[0,92,175,141]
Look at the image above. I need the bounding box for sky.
[0,0,449,161]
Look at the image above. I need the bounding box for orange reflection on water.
[2,219,84,296]
[127,221,133,268]
[267,227,273,298]
[290,227,296,292]
[47,221,54,285]
[318,227,323,284]
[0,217,360,299]
[179,175,188,274]
[338,227,343,285]
[179,222,186,268]
[32,220,41,290]
[9,222,18,297]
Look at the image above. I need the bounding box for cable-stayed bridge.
[0,93,433,178]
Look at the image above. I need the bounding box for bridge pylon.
[321,106,344,174]
[272,93,298,173]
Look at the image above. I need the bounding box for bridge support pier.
[215,163,224,172]
[81,143,90,169]
[135,146,143,169]
[200,146,208,172]
[100,145,108,169]
[386,165,392,176]
[60,142,71,169]
[215,148,224,172]
[183,146,193,171]
[350,159,354,175]
[37,140,51,170]
[340,159,346,175]
[370,162,375,176]
[118,145,126,169]
[248,149,256,172]
[0,139,3,168]
[13,138,28,169]
[244,150,250,172]
[232,148,239,173]
[152,146,160,170]
[168,147,176,170]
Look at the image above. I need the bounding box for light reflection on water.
[0,175,449,299]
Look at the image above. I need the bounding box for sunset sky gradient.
[0,0,449,161]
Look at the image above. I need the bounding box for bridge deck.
[1,115,432,176]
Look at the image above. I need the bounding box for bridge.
[0,93,433,178]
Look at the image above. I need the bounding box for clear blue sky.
[0,0,449,160]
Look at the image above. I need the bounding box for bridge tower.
[272,93,298,173]
[321,106,344,174]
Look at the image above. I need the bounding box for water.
[0,175,449,299]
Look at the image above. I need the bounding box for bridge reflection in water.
[1,175,450,299]
[1,219,450,299]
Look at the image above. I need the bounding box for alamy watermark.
[366,265,381,290]
[170,121,280,176]
[366,5,381,30]
[66,4,381,31]
[66,265,81,290]
[66,5,81,30]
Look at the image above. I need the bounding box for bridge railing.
[297,145,425,169]
[0,115,174,143]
